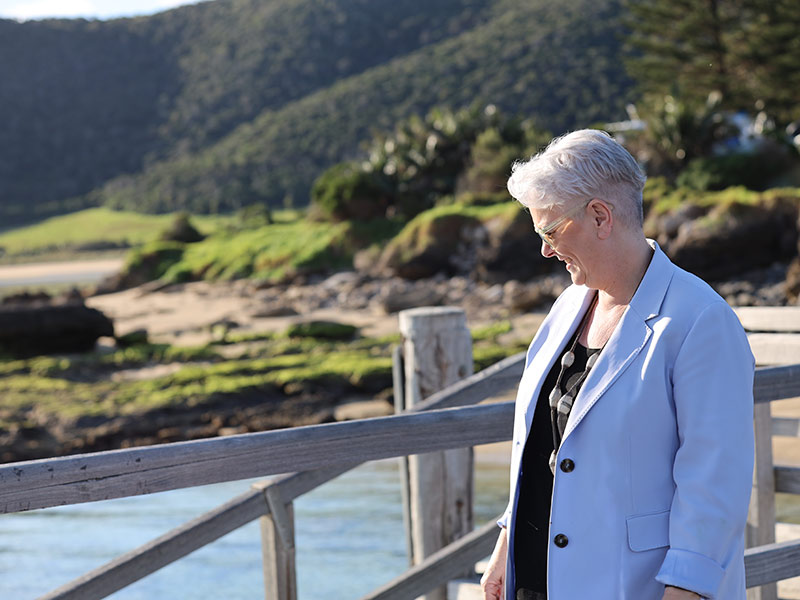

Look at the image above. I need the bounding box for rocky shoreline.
[1,237,797,465]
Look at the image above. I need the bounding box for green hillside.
[0,0,633,220]
[0,0,499,221]
[98,0,633,213]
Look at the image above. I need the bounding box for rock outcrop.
[374,207,556,282]
[0,294,114,358]
[646,196,798,281]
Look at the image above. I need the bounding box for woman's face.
[530,202,592,287]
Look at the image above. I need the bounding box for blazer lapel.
[519,287,595,431]
[563,309,651,439]
[562,240,674,440]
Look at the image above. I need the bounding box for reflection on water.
[0,457,510,600]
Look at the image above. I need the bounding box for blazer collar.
[562,239,675,440]
[627,239,674,323]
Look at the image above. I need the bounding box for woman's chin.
[566,264,585,285]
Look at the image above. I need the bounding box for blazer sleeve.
[655,301,755,598]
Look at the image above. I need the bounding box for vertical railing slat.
[747,402,778,600]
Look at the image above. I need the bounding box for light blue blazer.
[500,241,755,600]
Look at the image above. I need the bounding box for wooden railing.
[7,344,524,600]
[3,308,800,600]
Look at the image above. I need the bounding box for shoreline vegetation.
[2,181,800,463]
[0,303,530,463]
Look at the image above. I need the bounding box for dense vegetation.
[624,0,800,121]
[0,0,633,221]
[3,0,797,223]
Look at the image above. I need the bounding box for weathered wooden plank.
[749,334,800,366]
[38,467,350,600]
[736,307,800,334]
[745,539,800,588]
[37,486,269,600]
[0,403,515,514]
[753,365,800,404]
[774,465,800,495]
[255,483,297,600]
[400,307,475,600]
[31,353,519,600]
[392,344,414,566]
[747,402,778,600]
[359,519,500,600]
[773,417,800,437]
[413,352,524,412]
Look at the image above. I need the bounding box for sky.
[0,0,202,21]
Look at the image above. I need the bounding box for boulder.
[654,200,798,281]
[376,213,485,279]
[503,280,552,312]
[0,303,115,357]
[786,259,800,304]
[475,209,557,282]
[251,303,299,318]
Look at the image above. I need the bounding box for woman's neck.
[596,235,653,310]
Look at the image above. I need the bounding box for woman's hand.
[480,528,508,600]
[663,585,701,599]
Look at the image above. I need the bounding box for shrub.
[121,241,186,284]
[676,148,796,191]
[284,321,359,340]
[310,162,393,221]
[158,212,205,243]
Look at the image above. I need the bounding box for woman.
[480,130,754,600]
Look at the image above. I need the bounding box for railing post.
[252,481,297,600]
[747,402,778,600]
[393,343,415,567]
[398,307,474,600]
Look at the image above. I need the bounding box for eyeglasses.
[533,200,592,248]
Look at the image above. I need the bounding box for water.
[0,457,510,599]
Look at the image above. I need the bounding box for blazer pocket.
[626,509,670,552]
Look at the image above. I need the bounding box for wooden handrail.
[754,364,800,404]
[17,358,800,600]
[29,353,529,600]
[4,361,795,517]
[0,403,515,514]
[745,539,800,588]
[1,351,528,515]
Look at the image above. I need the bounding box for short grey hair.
[507,129,646,228]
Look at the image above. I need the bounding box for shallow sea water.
[0,456,509,599]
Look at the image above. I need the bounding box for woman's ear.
[589,199,613,240]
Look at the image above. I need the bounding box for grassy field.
[0,208,236,262]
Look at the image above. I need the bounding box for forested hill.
[0,0,633,220]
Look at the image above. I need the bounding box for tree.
[624,0,742,106]
[624,0,800,123]
[730,0,800,123]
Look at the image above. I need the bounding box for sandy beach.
[0,258,124,287]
